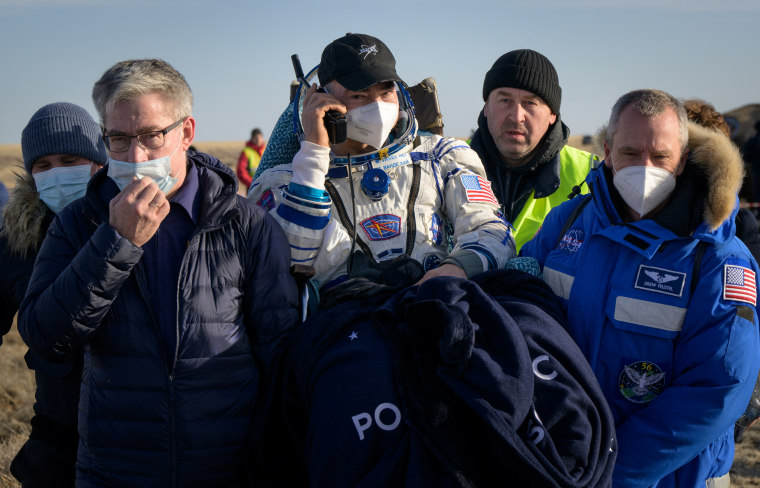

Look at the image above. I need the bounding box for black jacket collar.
[470,110,569,218]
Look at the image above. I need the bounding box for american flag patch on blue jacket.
[723,263,757,306]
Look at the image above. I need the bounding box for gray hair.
[606,89,688,153]
[92,59,193,125]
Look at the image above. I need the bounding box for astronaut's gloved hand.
[291,141,331,190]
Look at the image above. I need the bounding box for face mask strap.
[165,123,185,178]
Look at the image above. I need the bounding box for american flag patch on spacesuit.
[723,263,757,306]
[255,188,275,212]
[461,174,498,205]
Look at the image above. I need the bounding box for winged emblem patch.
[635,265,686,297]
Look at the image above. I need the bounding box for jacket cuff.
[290,141,331,190]
[92,223,143,266]
[441,250,485,278]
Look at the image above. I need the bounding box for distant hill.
[724,103,760,148]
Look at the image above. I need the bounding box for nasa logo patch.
[558,229,584,254]
[255,188,275,212]
[361,214,401,241]
[619,361,666,404]
[635,265,686,297]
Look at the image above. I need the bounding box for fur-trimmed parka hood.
[595,121,744,232]
[0,170,50,258]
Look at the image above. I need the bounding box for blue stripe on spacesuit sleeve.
[283,191,333,210]
[287,182,331,202]
[290,254,316,263]
[277,205,330,230]
[435,144,469,160]
[433,138,469,160]
[461,243,497,269]
[290,244,321,251]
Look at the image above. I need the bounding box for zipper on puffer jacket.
[133,258,178,484]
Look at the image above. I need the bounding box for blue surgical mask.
[106,136,181,193]
[32,164,92,214]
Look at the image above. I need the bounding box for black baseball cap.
[318,33,403,91]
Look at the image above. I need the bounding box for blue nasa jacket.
[522,122,760,488]
[248,268,616,488]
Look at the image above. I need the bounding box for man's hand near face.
[109,177,170,247]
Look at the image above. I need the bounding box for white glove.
[291,141,331,190]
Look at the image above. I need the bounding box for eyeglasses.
[103,119,185,153]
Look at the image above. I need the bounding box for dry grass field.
[0,139,759,485]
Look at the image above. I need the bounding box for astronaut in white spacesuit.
[249,33,515,292]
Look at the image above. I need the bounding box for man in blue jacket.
[18,59,299,487]
[522,88,760,487]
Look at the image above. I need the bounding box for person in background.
[469,49,598,251]
[743,120,760,204]
[0,182,8,227]
[522,89,760,487]
[18,59,299,487]
[237,128,266,191]
[1,102,107,487]
[683,99,732,138]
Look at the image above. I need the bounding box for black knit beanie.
[482,49,561,115]
[21,102,108,173]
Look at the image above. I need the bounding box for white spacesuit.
[249,109,515,288]
[249,34,514,290]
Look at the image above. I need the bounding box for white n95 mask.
[345,101,398,149]
[613,165,676,217]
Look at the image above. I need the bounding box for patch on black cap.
[318,33,402,91]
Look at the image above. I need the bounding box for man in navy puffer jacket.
[19,59,299,488]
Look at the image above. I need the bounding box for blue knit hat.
[21,102,108,173]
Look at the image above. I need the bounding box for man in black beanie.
[470,49,598,251]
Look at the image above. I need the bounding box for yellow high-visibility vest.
[512,145,598,251]
[244,147,262,174]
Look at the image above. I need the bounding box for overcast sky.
[1,0,758,145]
